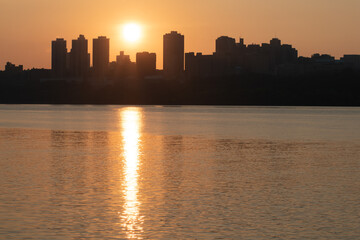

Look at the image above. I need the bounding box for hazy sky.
[1,0,360,70]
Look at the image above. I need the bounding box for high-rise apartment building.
[163,31,184,79]
[51,38,67,77]
[70,35,90,77]
[93,36,109,78]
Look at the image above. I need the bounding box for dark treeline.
[1,70,359,106]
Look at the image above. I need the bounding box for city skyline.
[2,29,359,106]
[3,31,360,73]
[1,0,360,70]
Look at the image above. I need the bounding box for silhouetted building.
[311,53,335,63]
[5,62,23,73]
[93,36,109,78]
[236,37,247,55]
[116,51,131,67]
[186,52,217,81]
[116,51,132,76]
[51,38,67,77]
[216,36,236,55]
[270,38,281,47]
[214,36,238,74]
[297,54,343,74]
[112,51,136,79]
[136,52,156,77]
[186,36,299,78]
[70,35,90,77]
[163,31,184,79]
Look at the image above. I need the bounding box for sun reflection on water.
[120,107,143,239]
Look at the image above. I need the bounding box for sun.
[122,23,142,43]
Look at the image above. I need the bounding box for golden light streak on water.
[119,107,143,239]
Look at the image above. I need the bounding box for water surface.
[0,105,359,239]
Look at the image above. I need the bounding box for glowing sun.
[122,23,142,43]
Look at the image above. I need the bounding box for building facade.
[51,38,67,77]
[163,31,184,79]
[93,36,110,78]
[136,52,156,77]
[70,35,90,77]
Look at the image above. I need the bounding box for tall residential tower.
[51,38,67,77]
[93,36,109,78]
[163,31,184,79]
[70,35,90,77]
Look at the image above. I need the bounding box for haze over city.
[1,0,360,70]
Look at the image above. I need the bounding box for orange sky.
[1,0,360,70]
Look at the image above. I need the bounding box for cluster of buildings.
[186,36,298,80]
[2,31,360,85]
[4,62,23,73]
[50,31,360,84]
[50,31,185,84]
[52,35,108,81]
[51,34,157,84]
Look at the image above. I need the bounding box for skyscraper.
[51,38,67,77]
[93,36,109,78]
[163,31,184,79]
[70,34,90,77]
